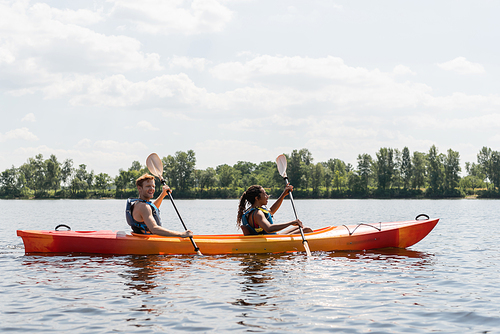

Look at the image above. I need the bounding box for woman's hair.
[136,174,155,188]
[236,185,263,227]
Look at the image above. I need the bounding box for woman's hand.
[283,184,294,196]
[181,230,194,238]
[291,219,303,228]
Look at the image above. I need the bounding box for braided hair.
[236,185,263,227]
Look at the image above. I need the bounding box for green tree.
[401,147,412,189]
[356,153,373,191]
[461,162,485,191]
[115,169,130,192]
[0,166,21,197]
[163,150,196,191]
[216,164,234,188]
[443,149,461,192]
[95,172,112,194]
[477,147,500,189]
[411,151,426,189]
[311,163,324,195]
[287,150,303,189]
[426,145,444,195]
[45,154,61,193]
[61,159,74,188]
[199,167,217,190]
[374,148,394,190]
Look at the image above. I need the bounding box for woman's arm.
[269,184,293,215]
[252,209,303,233]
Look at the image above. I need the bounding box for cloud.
[0,127,39,142]
[21,113,36,122]
[137,120,159,131]
[393,64,416,76]
[169,56,209,71]
[195,139,275,167]
[75,138,92,149]
[109,0,233,35]
[437,57,485,75]
[94,140,149,151]
[0,1,162,86]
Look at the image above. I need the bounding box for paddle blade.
[276,154,288,178]
[146,153,164,179]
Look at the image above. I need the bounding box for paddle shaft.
[161,180,201,255]
[283,177,311,255]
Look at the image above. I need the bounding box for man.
[126,174,193,237]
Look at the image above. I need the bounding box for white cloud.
[94,140,148,152]
[437,57,485,75]
[0,1,162,83]
[137,120,159,131]
[169,56,209,71]
[393,64,416,76]
[0,127,38,142]
[109,0,233,35]
[75,138,92,149]
[21,113,36,122]
[195,139,274,167]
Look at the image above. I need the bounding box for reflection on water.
[234,255,277,307]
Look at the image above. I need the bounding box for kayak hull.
[17,218,438,255]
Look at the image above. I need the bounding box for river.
[1,199,499,333]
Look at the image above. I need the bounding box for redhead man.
[126,174,193,237]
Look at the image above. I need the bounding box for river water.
[1,199,499,333]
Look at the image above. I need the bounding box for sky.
[1,0,500,177]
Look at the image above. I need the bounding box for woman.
[237,184,313,235]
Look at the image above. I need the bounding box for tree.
[374,148,394,190]
[311,163,324,195]
[401,147,412,189]
[411,151,426,189]
[95,173,112,194]
[45,154,61,193]
[163,150,196,191]
[216,164,234,188]
[426,145,444,194]
[392,149,402,189]
[443,149,461,192]
[477,147,500,189]
[73,164,94,193]
[0,166,21,197]
[61,159,74,188]
[198,167,217,190]
[356,153,373,191]
[288,150,304,189]
[233,161,257,188]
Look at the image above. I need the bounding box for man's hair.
[136,174,155,188]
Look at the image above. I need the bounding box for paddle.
[276,154,312,256]
[146,153,202,256]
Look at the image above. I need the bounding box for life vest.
[125,198,162,234]
[242,207,274,235]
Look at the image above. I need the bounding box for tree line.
[1,146,500,199]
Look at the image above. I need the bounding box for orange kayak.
[17,217,438,255]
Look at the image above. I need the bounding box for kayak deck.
[17,218,439,255]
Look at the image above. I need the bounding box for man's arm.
[153,185,170,209]
[135,202,193,237]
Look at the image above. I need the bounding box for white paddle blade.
[146,153,164,179]
[276,154,288,178]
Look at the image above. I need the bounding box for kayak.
[17,216,438,255]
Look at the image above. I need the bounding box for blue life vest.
[242,207,274,235]
[126,198,162,234]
